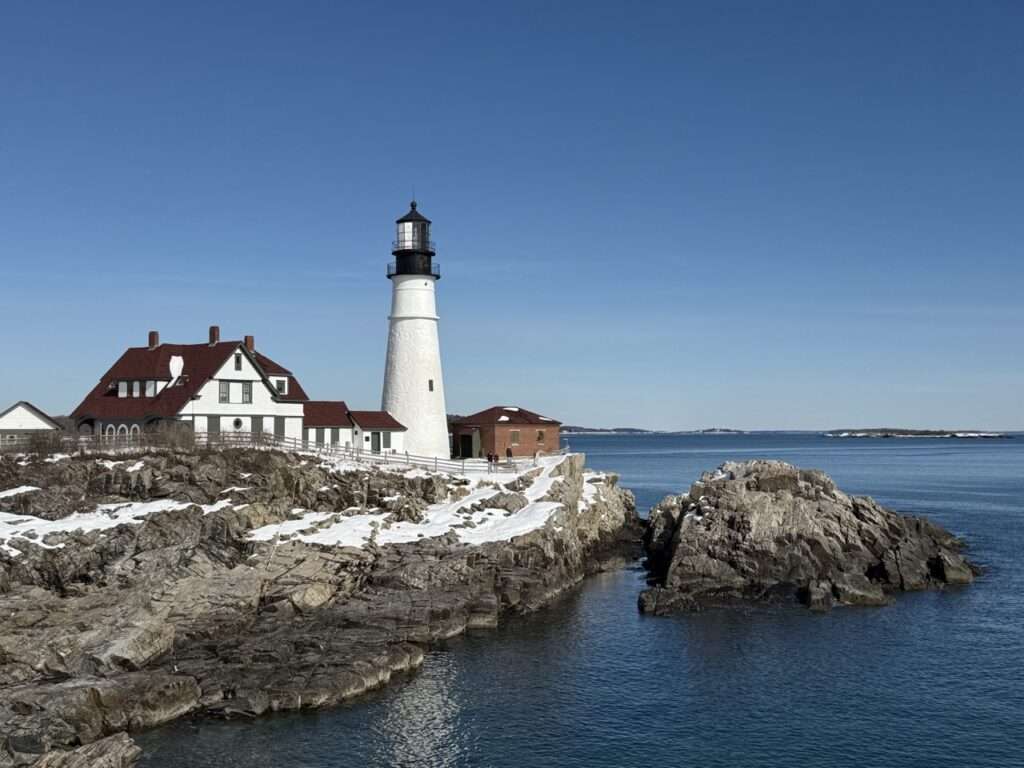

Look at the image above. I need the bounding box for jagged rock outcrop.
[640,460,977,615]
[0,449,639,766]
[31,734,140,768]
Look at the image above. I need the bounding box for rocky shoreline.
[640,460,978,614]
[1,452,980,766]
[0,449,641,766]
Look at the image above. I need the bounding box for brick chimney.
[208,325,220,346]
[148,330,159,349]
[244,335,255,352]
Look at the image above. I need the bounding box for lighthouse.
[381,201,450,458]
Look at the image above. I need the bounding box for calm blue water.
[137,434,1024,767]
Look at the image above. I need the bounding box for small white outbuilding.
[0,401,62,444]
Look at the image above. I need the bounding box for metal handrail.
[392,238,436,253]
[0,431,557,475]
[387,261,441,279]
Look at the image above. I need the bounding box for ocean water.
[137,433,1024,767]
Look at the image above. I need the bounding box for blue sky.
[1,1,1021,430]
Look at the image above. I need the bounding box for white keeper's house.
[0,401,62,443]
[70,326,406,453]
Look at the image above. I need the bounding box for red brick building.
[450,406,561,458]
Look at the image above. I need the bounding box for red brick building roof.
[452,406,561,427]
[71,341,307,424]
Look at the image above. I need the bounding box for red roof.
[253,352,308,401]
[349,411,406,431]
[453,406,561,427]
[303,401,353,428]
[71,341,308,423]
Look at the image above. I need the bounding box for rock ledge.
[640,460,977,614]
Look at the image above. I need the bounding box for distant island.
[562,425,654,434]
[824,428,1010,439]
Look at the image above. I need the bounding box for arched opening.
[105,424,116,439]
[129,424,140,441]
[117,425,129,441]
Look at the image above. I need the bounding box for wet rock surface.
[0,449,640,766]
[640,460,977,615]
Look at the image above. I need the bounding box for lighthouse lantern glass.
[397,221,429,250]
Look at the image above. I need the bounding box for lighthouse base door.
[371,432,381,454]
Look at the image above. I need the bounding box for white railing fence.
[0,430,567,476]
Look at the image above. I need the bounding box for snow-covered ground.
[94,459,146,471]
[0,495,241,557]
[0,486,40,500]
[248,455,574,550]
[0,455,581,557]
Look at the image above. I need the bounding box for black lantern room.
[389,201,440,279]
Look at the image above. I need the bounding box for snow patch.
[248,456,570,550]
[0,498,240,557]
[0,486,40,500]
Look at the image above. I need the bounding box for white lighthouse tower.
[381,201,450,458]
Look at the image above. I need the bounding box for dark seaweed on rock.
[639,460,977,615]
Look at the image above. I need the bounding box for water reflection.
[367,652,466,767]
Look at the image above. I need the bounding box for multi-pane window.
[132,381,141,398]
[275,378,287,394]
[219,381,229,403]
[234,353,242,371]
[510,430,521,446]
[537,430,545,443]
[118,381,128,398]
[242,382,252,403]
